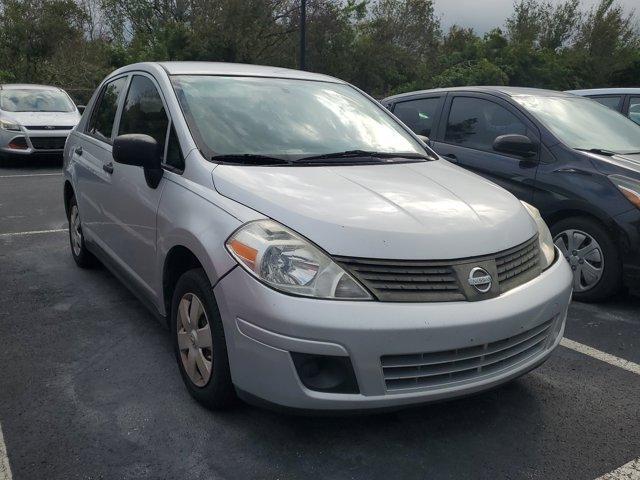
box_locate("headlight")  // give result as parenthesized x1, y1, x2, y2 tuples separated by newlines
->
(0, 119, 21, 131)
(609, 174, 640, 209)
(521, 201, 555, 270)
(225, 220, 372, 300)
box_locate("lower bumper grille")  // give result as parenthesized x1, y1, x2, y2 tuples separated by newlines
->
(30, 136, 66, 150)
(381, 319, 554, 391)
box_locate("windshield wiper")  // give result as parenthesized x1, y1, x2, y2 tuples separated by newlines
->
(296, 150, 432, 164)
(575, 148, 618, 156)
(211, 154, 292, 165)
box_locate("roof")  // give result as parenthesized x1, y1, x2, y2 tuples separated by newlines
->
(114, 61, 343, 84)
(383, 86, 575, 103)
(0, 83, 62, 91)
(567, 88, 640, 95)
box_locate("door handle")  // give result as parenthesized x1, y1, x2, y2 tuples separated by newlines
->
(74, 146, 83, 156)
(103, 162, 114, 174)
(443, 153, 457, 162)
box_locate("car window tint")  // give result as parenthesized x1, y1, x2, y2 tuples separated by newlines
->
(88, 77, 126, 143)
(165, 125, 184, 171)
(445, 97, 527, 152)
(628, 97, 640, 125)
(393, 98, 439, 137)
(118, 75, 169, 146)
(589, 96, 621, 110)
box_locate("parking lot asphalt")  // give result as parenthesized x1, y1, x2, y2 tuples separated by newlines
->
(0, 160, 638, 480)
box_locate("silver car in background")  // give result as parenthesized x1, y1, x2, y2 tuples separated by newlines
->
(0, 84, 81, 159)
(63, 62, 573, 412)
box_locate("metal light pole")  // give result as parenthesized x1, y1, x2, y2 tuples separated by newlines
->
(300, 0, 307, 70)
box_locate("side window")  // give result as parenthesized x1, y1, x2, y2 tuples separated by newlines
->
(118, 75, 169, 146)
(444, 97, 527, 152)
(393, 98, 440, 137)
(628, 97, 640, 125)
(589, 95, 622, 111)
(164, 125, 184, 171)
(87, 77, 126, 143)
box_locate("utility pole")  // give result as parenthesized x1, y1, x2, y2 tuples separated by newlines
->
(300, 0, 307, 70)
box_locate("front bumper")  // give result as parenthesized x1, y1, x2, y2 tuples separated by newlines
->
(0, 128, 70, 155)
(613, 207, 640, 291)
(214, 252, 573, 411)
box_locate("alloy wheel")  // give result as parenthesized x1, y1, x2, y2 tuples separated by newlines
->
(177, 293, 213, 387)
(70, 205, 82, 257)
(553, 229, 604, 292)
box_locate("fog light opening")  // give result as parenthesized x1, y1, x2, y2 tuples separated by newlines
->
(291, 352, 359, 394)
(8, 137, 28, 150)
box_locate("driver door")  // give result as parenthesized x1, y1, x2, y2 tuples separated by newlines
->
(99, 73, 172, 297)
(431, 93, 541, 203)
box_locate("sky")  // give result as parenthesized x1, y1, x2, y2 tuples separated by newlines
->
(435, 0, 638, 34)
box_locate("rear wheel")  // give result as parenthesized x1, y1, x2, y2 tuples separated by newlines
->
(68, 195, 98, 268)
(551, 216, 621, 302)
(171, 268, 235, 409)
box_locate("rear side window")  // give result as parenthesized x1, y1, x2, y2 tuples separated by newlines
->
(444, 97, 527, 152)
(589, 96, 622, 111)
(393, 98, 439, 137)
(87, 77, 127, 143)
(628, 97, 640, 125)
(118, 75, 169, 146)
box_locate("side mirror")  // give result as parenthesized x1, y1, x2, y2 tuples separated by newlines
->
(77, 105, 86, 114)
(493, 134, 537, 158)
(417, 134, 430, 144)
(112, 134, 163, 188)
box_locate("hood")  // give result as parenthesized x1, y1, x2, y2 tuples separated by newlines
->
(212, 160, 537, 260)
(2, 110, 80, 127)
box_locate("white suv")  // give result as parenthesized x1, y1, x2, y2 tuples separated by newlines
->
(0, 84, 81, 159)
(63, 62, 573, 412)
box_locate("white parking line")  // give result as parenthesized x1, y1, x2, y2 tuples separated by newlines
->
(0, 422, 12, 480)
(560, 338, 640, 376)
(0, 228, 67, 238)
(596, 458, 640, 479)
(0, 173, 61, 178)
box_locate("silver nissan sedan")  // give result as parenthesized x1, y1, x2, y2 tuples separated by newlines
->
(62, 62, 573, 411)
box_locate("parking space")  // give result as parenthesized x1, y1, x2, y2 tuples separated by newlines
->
(0, 161, 638, 480)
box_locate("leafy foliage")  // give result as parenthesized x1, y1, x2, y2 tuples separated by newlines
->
(0, 0, 638, 101)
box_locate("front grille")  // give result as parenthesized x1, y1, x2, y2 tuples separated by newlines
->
(381, 319, 554, 392)
(335, 235, 541, 302)
(25, 125, 72, 130)
(334, 258, 465, 302)
(30, 136, 67, 150)
(496, 236, 540, 292)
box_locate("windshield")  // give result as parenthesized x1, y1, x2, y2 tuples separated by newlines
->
(513, 95, 640, 154)
(0, 88, 75, 113)
(171, 75, 425, 161)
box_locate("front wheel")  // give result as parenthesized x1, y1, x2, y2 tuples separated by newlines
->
(171, 268, 235, 409)
(551, 216, 621, 302)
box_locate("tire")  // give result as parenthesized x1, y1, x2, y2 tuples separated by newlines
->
(67, 195, 99, 268)
(550, 216, 621, 302)
(171, 268, 235, 409)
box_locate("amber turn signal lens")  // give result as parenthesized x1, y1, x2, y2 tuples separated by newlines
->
(228, 239, 258, 269)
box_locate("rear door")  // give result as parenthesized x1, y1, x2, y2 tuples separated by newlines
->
(389, 95, 445, 141)
(72, 76, 128, 241)
(430, 93, 541, 203)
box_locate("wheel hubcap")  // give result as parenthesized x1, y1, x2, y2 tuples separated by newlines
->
(553, 229, 604, 292)
(177, 293, 213, 387)
(70, 205, 82, 257)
